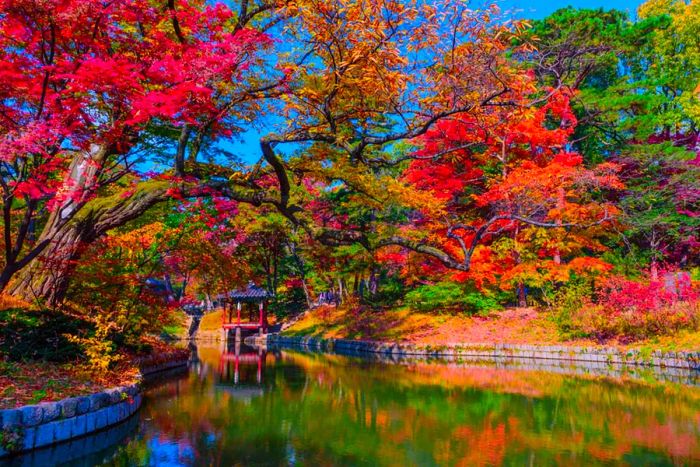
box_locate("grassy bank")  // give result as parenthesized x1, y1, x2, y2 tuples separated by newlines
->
(199, 310, 224, 332)
(283, 305, 700, 352)
(0, 304, 186, 409)
(0, 360, 139, 410)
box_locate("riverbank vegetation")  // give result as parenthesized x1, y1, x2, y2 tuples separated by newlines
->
(283, 305, 700, 351)
(1, 0, 700, 404)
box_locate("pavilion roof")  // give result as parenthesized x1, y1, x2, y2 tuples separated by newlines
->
(222, 282, 272, 301)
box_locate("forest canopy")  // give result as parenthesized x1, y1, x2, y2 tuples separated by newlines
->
(0, 0, 699, 354)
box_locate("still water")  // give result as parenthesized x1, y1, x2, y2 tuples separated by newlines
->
(14, 343, 700, 466)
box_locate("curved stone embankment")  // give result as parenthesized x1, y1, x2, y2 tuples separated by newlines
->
(253, 334, 700, 385)
(0, 355, 189, 458)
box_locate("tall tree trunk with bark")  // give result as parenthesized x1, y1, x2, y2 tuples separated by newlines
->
(517, 283, 528, 308)
(0, 145, 108, 296)
(8, 181, 172, 305)
(368, 266, 378, 296)
(287, 241, 313, 309)
(7, 220, 90, 305)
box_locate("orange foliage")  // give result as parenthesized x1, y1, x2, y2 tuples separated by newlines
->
(0, 293, 32, 311)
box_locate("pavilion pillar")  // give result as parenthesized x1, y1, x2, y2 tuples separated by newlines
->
(236, 301, 241, 325)
(234, 340, 240, 384)
(259, 301, 264, 335)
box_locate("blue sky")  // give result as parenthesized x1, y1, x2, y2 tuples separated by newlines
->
(228, 0, 646, 165)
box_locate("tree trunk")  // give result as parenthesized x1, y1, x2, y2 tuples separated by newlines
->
(272, 254, 279, 294)
(287, 240, 312, 308)
(517, 282, 528, 308)
(300, 278, 312, 309)
(8, 181, 172, 305)
(650, 232, 660, 281)
(163, 273, 176, 301)
(7, 220, 90, 305)
(651, 258, 659, 282)
(369, 267, 378, 295)
(553, 186, 565, 265)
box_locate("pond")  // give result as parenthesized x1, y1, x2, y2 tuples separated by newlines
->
(9, 343, 700, 466)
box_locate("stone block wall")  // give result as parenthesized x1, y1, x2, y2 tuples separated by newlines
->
(0, 353, 189, 458)
(0, 385, 140, 457)
(264, 335, 700, 370)
(261, 335, 700, 385)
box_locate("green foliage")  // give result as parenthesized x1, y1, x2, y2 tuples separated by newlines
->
(363, 274, 405, 307)
(0, 308, 85, 362)
(550, 279, 596, 338)
(692, 268, 700, 282)
(0, 427, 23, 452)
(270, 283, 308, 319)
(463, 292, 505, 316)
(517, 8, 636, 160)
(405, 282, 502, 315)
(601, 249, 648, 279)
(29, 389, 47, 404)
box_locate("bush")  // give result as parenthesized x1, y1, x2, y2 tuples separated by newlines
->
(270, 279, 308, 318)
(0, 308, 87, 362)
(560, 276, 700, 339)
(404, 282, 503, 315)
(551, 278, 595, 338)
(362, 274, 405, 307)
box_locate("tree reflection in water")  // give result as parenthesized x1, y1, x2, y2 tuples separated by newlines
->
(100, 345, 700, 466)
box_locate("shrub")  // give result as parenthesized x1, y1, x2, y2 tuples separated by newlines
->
(0, 308, 86, 362)
(404, 282, 503, 315)
(550, 278, 595, 338)
(66, 327, 120, 373)
(270, 278, 308, 318)
(66, 239, 178, 359)
(562, 275, 700, 339)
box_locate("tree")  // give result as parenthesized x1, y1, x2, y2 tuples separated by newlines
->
(612, 0, 700, 276)
(523, 2, 700, 277)
(0, 0, 280, 303)
(250, 0, 536, 264)
(396, 87, 621, 304)
(3, 0, 539, 304)
(514, 7, 637, 160)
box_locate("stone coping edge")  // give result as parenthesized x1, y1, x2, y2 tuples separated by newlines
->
(0, 354, 189, 458)
(258, 334, 700, 371)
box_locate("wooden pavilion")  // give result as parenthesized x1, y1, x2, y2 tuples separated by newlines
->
(220, 282, 271, 340)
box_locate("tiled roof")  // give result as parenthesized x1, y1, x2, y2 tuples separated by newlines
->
(225, 282, 272, 300)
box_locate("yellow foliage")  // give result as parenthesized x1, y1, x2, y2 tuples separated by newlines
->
(66, 328, 122, 373)
(0, 293, 32, 311)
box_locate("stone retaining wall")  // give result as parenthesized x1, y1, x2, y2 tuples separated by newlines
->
(140, 357, 191, 377)
(0, 355, 189, 458)
(252, 335, 700, 387)
(260, 334, 700, 370)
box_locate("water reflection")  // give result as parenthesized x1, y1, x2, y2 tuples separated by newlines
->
(93, 345, 700, 466)
(218, 342, 266, 387)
